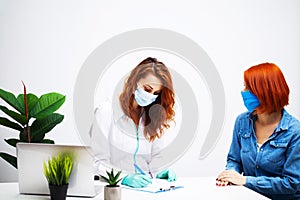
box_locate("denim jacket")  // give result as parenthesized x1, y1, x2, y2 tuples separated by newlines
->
(226, 109, 300, 200)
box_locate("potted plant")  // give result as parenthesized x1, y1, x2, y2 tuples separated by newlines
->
(100, 168, 123, 200)
(0, 82, 66, 168)
(43, 152, 74, 200)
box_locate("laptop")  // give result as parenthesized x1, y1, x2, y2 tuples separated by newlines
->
(16, 143, 103, 197)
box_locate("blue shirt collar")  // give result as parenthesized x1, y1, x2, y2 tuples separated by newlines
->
(246, 109, 291, 133)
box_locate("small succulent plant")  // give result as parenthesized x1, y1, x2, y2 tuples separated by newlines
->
(100, 168, 122, 187)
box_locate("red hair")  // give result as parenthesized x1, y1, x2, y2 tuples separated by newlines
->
(244, 63, 289, 114)
(119, 57, 175, 141)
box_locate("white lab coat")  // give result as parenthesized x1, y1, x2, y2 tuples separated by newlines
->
(89, 99, 177, 176)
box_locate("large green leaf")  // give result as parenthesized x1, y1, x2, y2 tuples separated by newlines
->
(0, 88, 24, 114)
(17, 93, 38, 118)
(0, 117, 23, 131)
(30, 113, 64, 142)
(30, 93, 66, 118)
(0, 152, 17, 169)
(4, 138, 20, 147)
(30, 132, 46, 142)
(0, 105, 28, 125)
(41, 139, 55, 144)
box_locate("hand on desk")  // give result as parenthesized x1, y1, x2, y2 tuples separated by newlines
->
(156, 169, 177, 182)
(216, 169, 246, 186)
(121, 174, 152, 188)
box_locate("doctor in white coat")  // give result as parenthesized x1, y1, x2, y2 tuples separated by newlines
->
(90, 57, 177, 188)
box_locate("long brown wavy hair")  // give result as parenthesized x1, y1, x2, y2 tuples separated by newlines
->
(119, 57, 175, 142)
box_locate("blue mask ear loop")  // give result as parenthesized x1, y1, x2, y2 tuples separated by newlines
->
(133, 124, 139, 174)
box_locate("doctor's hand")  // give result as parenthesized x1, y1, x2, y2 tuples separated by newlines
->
(121, 174, 152, 188)
(156, 169, 177, 182)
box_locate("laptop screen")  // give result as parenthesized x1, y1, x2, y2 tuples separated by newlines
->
(16, 143, 102, 197)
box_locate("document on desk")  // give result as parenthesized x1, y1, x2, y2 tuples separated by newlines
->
(122, 178, 184, 193)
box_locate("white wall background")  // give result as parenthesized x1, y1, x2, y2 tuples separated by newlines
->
(0, 0, 299, 182)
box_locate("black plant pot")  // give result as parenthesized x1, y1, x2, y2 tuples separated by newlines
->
(49, 184, 69, 200)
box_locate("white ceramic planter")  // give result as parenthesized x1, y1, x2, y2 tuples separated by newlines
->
(104, 185, 122, 200)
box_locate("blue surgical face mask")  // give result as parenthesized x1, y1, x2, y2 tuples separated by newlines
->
(241, 90, 260, 112)
(134, 86, 158, 107)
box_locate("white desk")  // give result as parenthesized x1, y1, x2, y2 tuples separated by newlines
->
(1, 177, 270, 200)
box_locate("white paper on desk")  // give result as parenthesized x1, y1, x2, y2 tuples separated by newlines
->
(122, 179, 183, 193)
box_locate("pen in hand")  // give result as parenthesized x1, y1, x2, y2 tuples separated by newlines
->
(148, 171, 153, 179)
(134, 163, 146, 175)
(134, 163, 153, 179)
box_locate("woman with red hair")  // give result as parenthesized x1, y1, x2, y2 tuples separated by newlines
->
(216, 63, 300, 199)
(90, 57, 177, 188)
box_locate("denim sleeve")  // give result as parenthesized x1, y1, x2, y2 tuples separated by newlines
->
(225, 115, 243, 173)
(245, 133, 300, 195)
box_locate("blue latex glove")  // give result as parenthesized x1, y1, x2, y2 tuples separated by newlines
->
(156, 169, 177, 182)
(121, 174, 152, 188)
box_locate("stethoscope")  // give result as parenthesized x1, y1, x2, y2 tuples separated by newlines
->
(132, 124, 140, 173)
(131, 111, 153, 178)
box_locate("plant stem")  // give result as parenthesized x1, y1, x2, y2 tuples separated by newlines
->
(22, 81, 30, 143)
